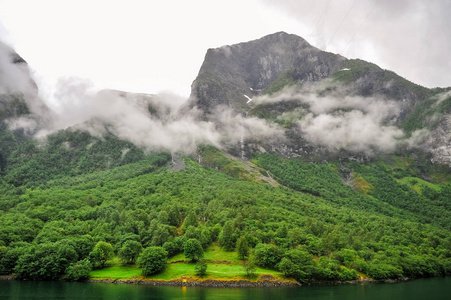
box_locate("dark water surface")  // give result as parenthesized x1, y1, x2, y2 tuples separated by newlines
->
(1, 277, 450, 300)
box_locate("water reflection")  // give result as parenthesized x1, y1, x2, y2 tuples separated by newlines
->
(0, 277, 450, 300)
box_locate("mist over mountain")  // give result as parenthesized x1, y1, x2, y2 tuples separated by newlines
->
(1, 32, 450, 165)
(187, 32, 451, 164)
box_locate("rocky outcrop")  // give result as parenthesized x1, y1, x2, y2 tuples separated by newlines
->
(428, 114, 451, 166)
(0, 41, 51, 125)
(187, 32, 344, 116)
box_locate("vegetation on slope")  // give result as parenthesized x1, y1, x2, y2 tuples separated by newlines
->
(0, 138, 450, 283)
(402, 93, 451, 133)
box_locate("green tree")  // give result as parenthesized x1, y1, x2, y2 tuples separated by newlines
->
(199, 227, 212, 249)
(15, 242, 77, 280)
(219, 220, 235, 251)
(278, 249, 316, 283)
(167, 204, 181, 227)
(138, 246, 168, 275)
(158, 210, 169, 225)
(183, 210, 198, 232)
(278, 257, 296, 278)
(243, 256, 256, 278)
(163, 241, 179, 257)
(89, 241, 113, 268)
(254, 243, 282, 269)
(275, 222, 288, 238)
(65, 258, 92, 281)
(0, 246, 28, 275)
(236, 236, 249, 259)
(194, 259, 207, 277)
(184, 226, 199, 240)
(184, 238, 204, 262)
(151, 226, 169, 246)
(118, 240, 142, 264)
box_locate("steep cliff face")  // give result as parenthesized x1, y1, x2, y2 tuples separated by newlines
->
(0, 41, 50, 123)
(429, 115, 451, 164)
(424, 94, 451, 165)
(188, 32, 345, 115)
(187, 32, 450, 165)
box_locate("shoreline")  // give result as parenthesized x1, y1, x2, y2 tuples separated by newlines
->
(87, 274, 300, 288)
(0, 274, 412, 288)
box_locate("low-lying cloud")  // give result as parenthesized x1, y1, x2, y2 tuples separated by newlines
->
(254, 85, 406, 153)
(20, 76, 283, 155)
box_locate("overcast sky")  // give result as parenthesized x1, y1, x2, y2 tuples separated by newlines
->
(0, 0, 449, 99)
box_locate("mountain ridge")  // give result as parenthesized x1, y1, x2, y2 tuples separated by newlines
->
(186, 32, 450, 165)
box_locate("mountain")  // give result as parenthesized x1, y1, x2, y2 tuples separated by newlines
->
(0, 34, 450, 284)
(188, 32, 344, 115)
(188, 32, 451, 165)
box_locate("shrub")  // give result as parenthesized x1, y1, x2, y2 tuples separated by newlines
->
(194, 259, 207, 277)
(243, 256, 257, 278)
(65, 258, 92, 281)
(254, 243, 282, 269)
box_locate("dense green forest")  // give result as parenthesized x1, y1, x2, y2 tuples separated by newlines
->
(1, 128, 450, 283)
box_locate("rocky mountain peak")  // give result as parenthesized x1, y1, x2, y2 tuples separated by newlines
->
(188, 32, 344, 116)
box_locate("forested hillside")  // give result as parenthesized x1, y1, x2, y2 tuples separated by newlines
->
(1, 137, 450, 282)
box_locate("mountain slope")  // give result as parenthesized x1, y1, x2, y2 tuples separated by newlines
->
(187, 32, 451, 165)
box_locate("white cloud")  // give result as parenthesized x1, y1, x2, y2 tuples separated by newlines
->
(0, 0, 303, 98)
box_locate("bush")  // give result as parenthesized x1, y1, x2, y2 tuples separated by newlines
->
(367, 263, 403, 280)
(138, 246, 168, 276)
(277, 249, 316, 283)
(338, 267, 358, 281)
(254, 243, 282, 269)
(194, 259, 207, 277)
(243, 256, 257, 278)
(65, 258, 92, 281)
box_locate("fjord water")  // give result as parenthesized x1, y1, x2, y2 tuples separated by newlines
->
(1, 277, 450, 300)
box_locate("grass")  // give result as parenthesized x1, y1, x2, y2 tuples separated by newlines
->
(90, 262, 283, 282)
(168, 245, 243, 264)
(151, 263, 281, 281)
(203, 245, 241, 263)
(90, 245, 284, 282)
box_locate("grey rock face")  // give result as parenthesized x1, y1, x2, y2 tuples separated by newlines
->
(187, 32, 451, 165)
(188, 32, 344, 116)
(428, 115, 451, 166)
(0, 41, 50, 123)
